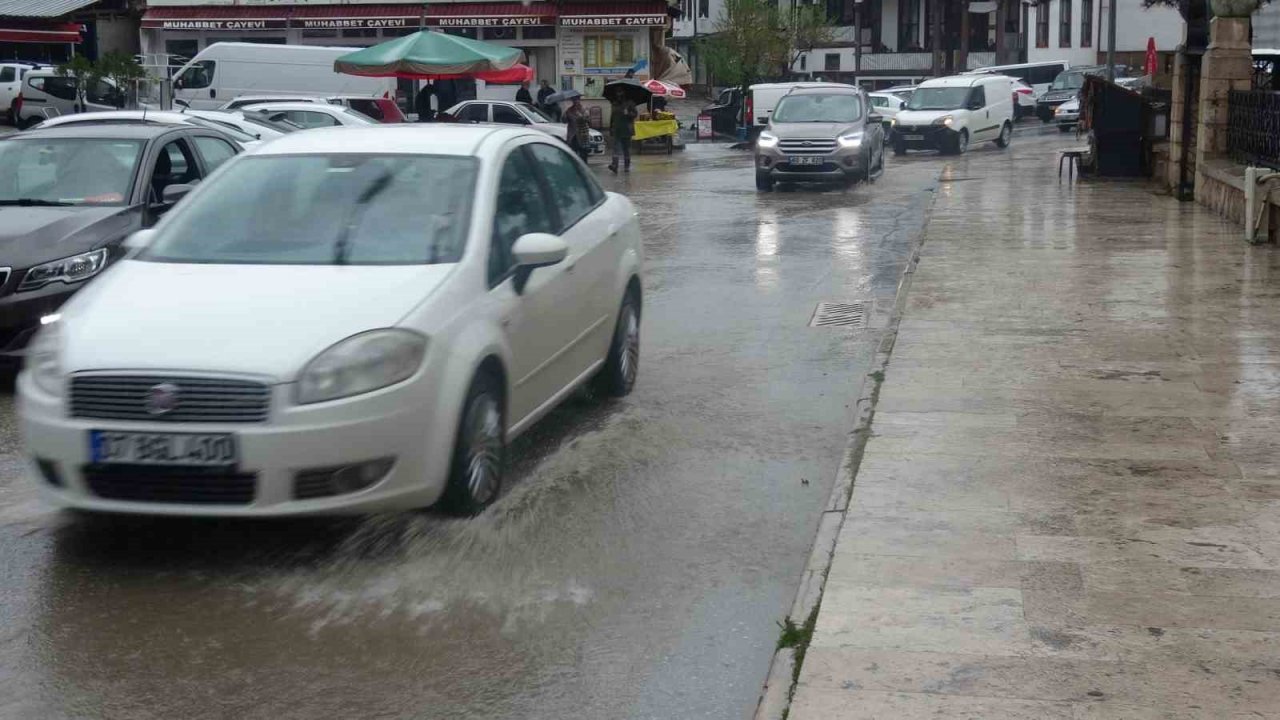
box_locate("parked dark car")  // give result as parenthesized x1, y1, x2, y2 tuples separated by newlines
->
(1036, 65, 1132, 121)
(702, 87, 743, 135)
(0, 124, 241, 357)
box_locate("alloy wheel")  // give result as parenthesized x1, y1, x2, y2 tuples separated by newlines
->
(619, 305, 639, 388)
(464, 393, 502, 505)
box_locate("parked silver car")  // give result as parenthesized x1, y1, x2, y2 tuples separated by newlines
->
(753, 86, 885, 191)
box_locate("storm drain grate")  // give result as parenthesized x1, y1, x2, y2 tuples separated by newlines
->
(810, 302, 869, 328)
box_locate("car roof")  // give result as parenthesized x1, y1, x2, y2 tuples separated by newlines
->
(250, 124, 532, 157)
(919, 75, 1004, 88)
(784, 85, 861, 96)
(46, 110, 193, 124)
(241, 102, 344, 111)
(7, 123, 180, 140)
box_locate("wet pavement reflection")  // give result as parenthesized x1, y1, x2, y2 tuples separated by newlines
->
(0, 139, 947, 720)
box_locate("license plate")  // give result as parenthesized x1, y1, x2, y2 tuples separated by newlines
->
(90, 430, 238, 467)
(903, 134, 924, 141)
(789, 156, 823, 166)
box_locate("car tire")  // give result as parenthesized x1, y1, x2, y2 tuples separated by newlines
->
(440, 371, 505, 516)
(995, 122, 1012, 148)
(892, 139, 906, 156)
(947, 130, 968, 155)
(594, 290, 641, 397)
(1058, 124, 1074, 133)
(755, 175, 774, 191)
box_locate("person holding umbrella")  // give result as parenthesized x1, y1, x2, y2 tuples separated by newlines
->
(607, 86, 637, 173)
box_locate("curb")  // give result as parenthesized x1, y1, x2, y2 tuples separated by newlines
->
(750, 183, 937, 720)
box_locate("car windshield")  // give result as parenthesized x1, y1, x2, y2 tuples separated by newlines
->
(142, 153, 476, 266)
(906, 87, 971, 111)
(185, 116, 256, 142)
(0, 137, 142, 206)
(341, 108, 379, 124)
(1050, 72, 1086, 91)
(519, 102, 555, 122)
(772, 94, 862, 123)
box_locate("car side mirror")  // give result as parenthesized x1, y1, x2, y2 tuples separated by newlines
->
(174, 98, 190, 108)
(162, 183, 194, 206)
(123, 228, 156, 251)
(968, 101, 984, 111)
(511, 232, 568, 294)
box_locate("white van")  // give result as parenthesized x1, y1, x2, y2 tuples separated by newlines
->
(14, 69, 121, 128)
(172, 43, 395, 110)
(891, 74, 1015, 155)
(963, 60, 1069, 98)
(747, 81, 853, 127)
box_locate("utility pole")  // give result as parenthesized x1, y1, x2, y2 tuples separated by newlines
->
(854, 0, 862, 77)
(1106, 0, 1117, 81)
(958, 0, 971, 72)
(930, 0, 943, 76)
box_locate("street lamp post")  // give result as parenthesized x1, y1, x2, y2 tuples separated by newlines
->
(1105, 0, 1118, 81)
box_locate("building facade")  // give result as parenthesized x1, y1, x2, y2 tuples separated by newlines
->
(1, 0, 138, 64)
(1024, 0, 1184, 79)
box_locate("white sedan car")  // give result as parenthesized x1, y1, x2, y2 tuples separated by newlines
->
(18, 125, 644, 517)
(446, 100, 606, 154)
(239, 102, 379, 129)
(29, 110, 263, 148)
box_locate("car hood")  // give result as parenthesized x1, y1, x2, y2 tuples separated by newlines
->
(894, 109, 961, 126)
(0, 205, 138, 270)
(767, 121, 861, 138)
(57, 260, 455, 380)
(533, 122, 570, 137)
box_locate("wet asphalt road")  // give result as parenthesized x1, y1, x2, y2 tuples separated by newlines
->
(0, 131, 1018, 719)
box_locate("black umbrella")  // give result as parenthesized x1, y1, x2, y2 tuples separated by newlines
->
(603, 79, 652, 104)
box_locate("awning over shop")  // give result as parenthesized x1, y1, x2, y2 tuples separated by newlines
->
(0, 21, 82, 42)
(426, 3, 556, 27)
(0, 0, 97, 18)
(558, 1, 673, 27)
(140, 6, 289, 31)
(292, 4, 422, 30)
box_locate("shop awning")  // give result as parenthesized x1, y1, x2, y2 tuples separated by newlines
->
(140, 6, 289, 31)
(559, 2, 673, 27)
(0, 21, 82, 42)
(0, 0, 98, 18)
(293, 4, 422, 30)
(426, 3, 556, 27)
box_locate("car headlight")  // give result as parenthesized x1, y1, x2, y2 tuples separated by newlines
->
(837, 131, 865, 148)
(757, 131, 779, 148)
(26, 319, 63, 397)
(889, 117, 897, 126)
(933, 115, 954, 127)
(19, 248, 108, 292)
(296, 328, 426, 405)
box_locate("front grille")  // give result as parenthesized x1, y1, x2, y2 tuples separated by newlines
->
(83, 464, 257, 505)
(778, 139, 838, 155)
(70, 375, 272, 423)
(0, 268, 10, 294)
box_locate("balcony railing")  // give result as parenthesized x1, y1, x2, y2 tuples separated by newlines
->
(1227, 89, 1280, 170)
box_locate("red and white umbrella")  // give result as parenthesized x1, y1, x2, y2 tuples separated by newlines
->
(642, 79, 686, 99)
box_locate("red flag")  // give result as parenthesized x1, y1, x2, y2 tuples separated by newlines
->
(1145, 37, 1158, 77)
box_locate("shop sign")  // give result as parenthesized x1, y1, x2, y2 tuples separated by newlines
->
(148, 19, 288, 29)
(430, 15, 554, 27)
(299, 17, 415, 29)
(560, 15, 667, 27)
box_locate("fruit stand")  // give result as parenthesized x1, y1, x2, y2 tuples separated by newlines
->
(634, 110, 679, 154)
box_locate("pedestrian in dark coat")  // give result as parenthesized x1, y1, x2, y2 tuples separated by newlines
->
(536, 79, 554, 108)
(415, 84, 435, 122)
(607, 89, 636, 173)
(564, 98, 591, 163)
(515, 81, 533, 104)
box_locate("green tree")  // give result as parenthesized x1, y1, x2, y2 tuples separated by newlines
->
(55, 54, 99, 113)
(783, 4, 835, 78)
(96, 52, 148, 108)
(698, 0, 789, 99)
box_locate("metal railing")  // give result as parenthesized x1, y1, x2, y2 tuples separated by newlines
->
(1228, 89, 1280, 170)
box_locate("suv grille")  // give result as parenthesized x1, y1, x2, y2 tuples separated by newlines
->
(778, 139, 838, 154)
(70, 375, 272, 423)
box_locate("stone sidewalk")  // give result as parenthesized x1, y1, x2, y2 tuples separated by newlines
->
(789, 137, 1280, 718)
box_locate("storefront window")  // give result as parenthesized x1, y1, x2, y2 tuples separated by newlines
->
(483, 27, 517, 41)
(442, 27, 477, 39)
(583, 36, 635, 68)
(302, 29, 339, 39)
(523, 26, 555, 40)
(342, 28, 379, 38)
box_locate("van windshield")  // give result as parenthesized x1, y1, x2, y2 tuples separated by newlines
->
(907, 87, 971, 111)
(772, 94, 862, 123)
(1050, 72, 1086, 91)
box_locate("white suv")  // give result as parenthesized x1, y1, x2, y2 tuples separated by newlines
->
(890, 74, 1015, 155)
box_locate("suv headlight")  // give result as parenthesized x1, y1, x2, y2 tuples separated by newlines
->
(838, 131, 865, 148)
(27, 318, 63, 397)
(19, 248, 108, 292)
(296, 329, 426, 405)
(932, 115, 954, 127)
(757, 131, 779, 148)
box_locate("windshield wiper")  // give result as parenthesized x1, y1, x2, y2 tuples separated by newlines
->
(0, 198, 75, 207)
(333, 171, 392, 265)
